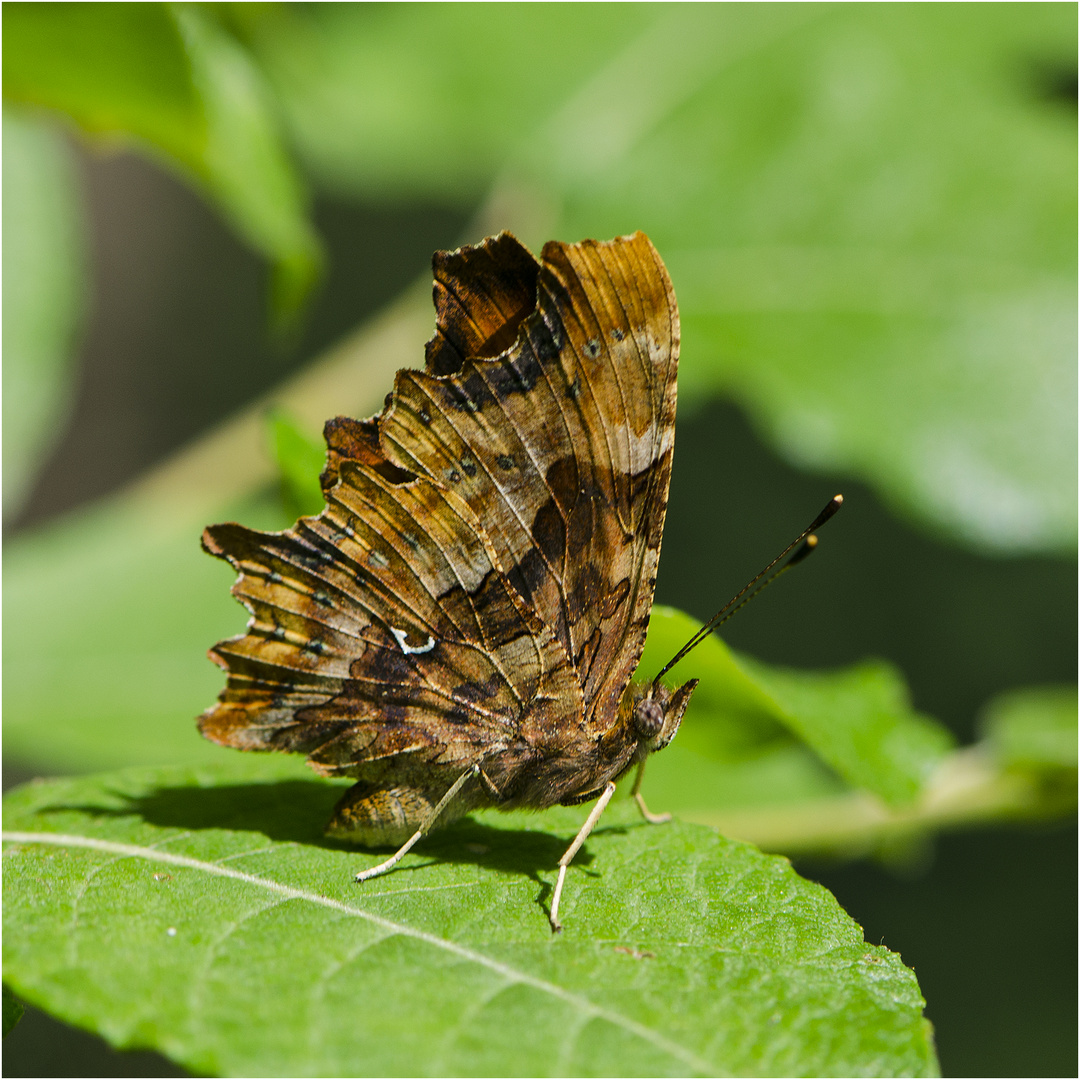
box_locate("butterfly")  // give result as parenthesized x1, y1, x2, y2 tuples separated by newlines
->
(202, 232, 701, 930)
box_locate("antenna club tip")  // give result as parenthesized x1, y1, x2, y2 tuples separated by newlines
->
(805, 534, 819, 549)
(833, 493, 844, 505)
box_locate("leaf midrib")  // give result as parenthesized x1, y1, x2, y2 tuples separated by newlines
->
(2, 829, 716, 1075)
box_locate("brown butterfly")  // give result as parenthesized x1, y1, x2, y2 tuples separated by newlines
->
(199, 231, 838, 931)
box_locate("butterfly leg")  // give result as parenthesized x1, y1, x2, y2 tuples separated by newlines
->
(549, 780, 617, 933)
(355, 763, 480, 883)
(476, 765, 505, 802)
(631, 759, 671, 825)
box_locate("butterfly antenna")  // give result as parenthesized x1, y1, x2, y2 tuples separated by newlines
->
(652, 494, 844, 687)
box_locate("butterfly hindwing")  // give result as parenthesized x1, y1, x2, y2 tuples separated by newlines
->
(200, 456, 579, 777)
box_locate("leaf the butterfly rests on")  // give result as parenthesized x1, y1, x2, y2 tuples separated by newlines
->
(200, 232, 697, 928)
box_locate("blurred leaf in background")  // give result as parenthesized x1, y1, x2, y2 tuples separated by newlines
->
(266, 408, 325, 519)
(637, 606, 955, 813)
(2, 2, 321, 325)
(247, 2, 1077, 553)
(3, 984, 25, 1038)
(2, 106, 87, 519)
(980, 683, 1079, 773)
(4, 0, 1074, 806)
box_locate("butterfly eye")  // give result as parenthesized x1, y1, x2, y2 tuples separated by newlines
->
(632, 697, 664, 739)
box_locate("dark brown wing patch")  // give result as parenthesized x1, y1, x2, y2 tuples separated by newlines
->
(425, 232, 540, 376)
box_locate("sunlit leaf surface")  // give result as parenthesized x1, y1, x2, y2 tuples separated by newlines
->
(3, 759, 938, 1077)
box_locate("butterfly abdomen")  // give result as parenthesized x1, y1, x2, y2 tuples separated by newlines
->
(327, 777, 489, 847)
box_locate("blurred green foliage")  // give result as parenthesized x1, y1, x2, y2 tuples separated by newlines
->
(4, 491, 277, 773)
(3, 985, 24, 1038)
(248, 2, 1077, 552)
(5, 4, 1077, 550)
(639, 607, 954, 809)
(2, 106, 85, 516)
(981, 684, 1079, 772)
(1, 5, 1075, 1072)
(266, 408, 325, 518)
(5, 3, 1076, 548)
(3, 2, 320, 323)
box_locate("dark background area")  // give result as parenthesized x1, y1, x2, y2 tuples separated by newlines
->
(3, 146, 1076, 1078)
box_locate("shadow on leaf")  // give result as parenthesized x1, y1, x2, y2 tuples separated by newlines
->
(44, 779, 346, 845)
(40, 778, 603, 880)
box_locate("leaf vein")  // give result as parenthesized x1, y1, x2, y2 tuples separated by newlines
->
(2, 830, 714, 1074)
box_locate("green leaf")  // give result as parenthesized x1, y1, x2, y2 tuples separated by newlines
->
(979, 684, 1078, 771)
(3, 4, 203, 158)
(2, 3, 321, 319)
(3, 759, 939, 1077)
(1, 106, 86, 517)
(3, 985, 25, 1038)
(251, 4, 1077, 553)
(266, 409, 326, 519)
(171, 6, 321, 323)
(246, 4, 659, 200)
(736, 657, 955, 808)
(547, 4, 1077, 555)
(640, 607, 954, 808)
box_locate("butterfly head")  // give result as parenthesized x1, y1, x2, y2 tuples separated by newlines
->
(628, 678, 699, 753)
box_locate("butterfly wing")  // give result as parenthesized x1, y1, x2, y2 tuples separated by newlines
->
(380, 232, 680, 730)
(200, 450, 579, 781)
(200, 231, 679, 835)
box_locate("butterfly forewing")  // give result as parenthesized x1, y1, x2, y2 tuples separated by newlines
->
(380, 233, 679, 727)
(202, 461, 577, 766)
(424, 232, 541, 375)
